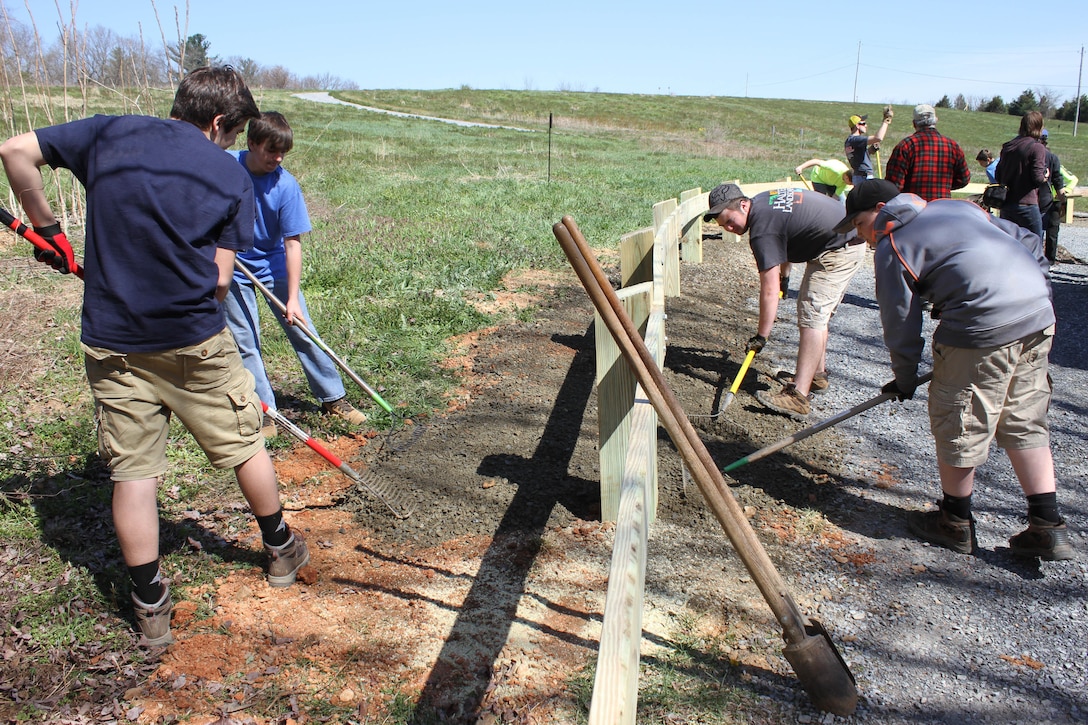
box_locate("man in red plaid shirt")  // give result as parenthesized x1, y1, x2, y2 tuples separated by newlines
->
(884, 104, 971, 201)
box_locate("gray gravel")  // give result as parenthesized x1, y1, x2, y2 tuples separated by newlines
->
(756, 222, 1088, 724)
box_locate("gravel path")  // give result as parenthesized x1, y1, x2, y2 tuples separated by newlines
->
(756, 221, 1088, 724)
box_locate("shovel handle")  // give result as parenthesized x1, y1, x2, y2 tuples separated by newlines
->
(554, 216, 810, 643)
(724, 371, 934, 472)
(0, 207, 85, 279)
(234, 260, 394, 414)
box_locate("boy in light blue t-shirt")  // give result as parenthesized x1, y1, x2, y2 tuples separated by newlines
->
(224, 111, 367, 433)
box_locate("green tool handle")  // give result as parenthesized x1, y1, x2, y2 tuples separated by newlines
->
(724, 371, 933, 472)
(233, 260, 394, 414)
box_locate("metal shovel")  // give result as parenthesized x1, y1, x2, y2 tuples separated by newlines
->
(553, 216, 857, 715)
(710, 348, 756, 417)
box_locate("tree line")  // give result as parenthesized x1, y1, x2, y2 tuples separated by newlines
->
(0, 14, 358, 92)
(935, 89, 1087, 122)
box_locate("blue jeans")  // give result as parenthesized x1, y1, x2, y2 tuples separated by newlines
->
(1000, 204, 1044, 242)
(223, 279, 346, 411)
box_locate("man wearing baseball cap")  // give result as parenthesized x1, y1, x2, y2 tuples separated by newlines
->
(883, 104, 971, 201)
(845, 107, 893, 185)
(704, 182, 865, 420)
(838, 179, 1072, 561)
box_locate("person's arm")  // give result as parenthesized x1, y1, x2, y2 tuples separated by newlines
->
(883, 143, 906, 188)
(756, 265, 781, 339)
(868, 115, 892, 146)
(0, 131, 56, 227)
(795, 159, 820, 176)
(1031, 144, 1049, 185)
(951, 146, 971, 190)
(214, 247, 237, 302)
(283, 235, 305, 327)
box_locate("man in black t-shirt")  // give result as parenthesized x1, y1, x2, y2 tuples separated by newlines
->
(704, 183, 866, 419)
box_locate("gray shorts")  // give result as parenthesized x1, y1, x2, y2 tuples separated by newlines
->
(928, 326, 1054, 468)
(83, 328, 264, 481)
(797, 243, 866, 329)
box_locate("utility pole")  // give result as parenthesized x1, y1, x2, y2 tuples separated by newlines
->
(853, 42, 861, 103)
(1075, 45, 1083, 137)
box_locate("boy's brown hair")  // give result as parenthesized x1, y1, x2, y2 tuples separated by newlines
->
(170, 66, 259, 133)
(247, 111, 293, 153)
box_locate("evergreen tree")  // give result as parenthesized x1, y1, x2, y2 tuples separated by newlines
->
(1007, 89, 1038, 117)
(982, 96, 1006, 114)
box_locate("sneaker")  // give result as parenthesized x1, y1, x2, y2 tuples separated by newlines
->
(322, 397, 367, 425)
(755, 383, 811, 420)
(261, 415, 278, 439)
(907, 505, 975, 555)
(775, 369, 830, 394)
(265, 531, 311, 587)
(132, 585, 173, 646)
(1009, 516, 1074, 561)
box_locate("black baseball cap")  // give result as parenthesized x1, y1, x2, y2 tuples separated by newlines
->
(703, 183, 747, 222)
(833, 179, 900, 233)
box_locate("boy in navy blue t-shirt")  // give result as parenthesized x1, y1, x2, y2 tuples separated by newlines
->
(0, 67, 310, 646)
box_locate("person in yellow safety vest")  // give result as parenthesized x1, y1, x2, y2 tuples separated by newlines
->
(795, 158, 854, 200)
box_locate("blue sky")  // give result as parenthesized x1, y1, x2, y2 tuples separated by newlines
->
(15, 0, 1087, 106)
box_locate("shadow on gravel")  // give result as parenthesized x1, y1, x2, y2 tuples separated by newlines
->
(1050, 266, 1088, 371)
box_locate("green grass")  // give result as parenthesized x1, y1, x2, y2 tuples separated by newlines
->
(2, 86, 1087, 721)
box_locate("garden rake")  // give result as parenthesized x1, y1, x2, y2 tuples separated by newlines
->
(262, 402, 413, 519)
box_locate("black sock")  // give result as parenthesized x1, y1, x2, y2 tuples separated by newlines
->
(1026, 492, 1061, 524)
(256, 509, 290, 547)
(941, 493, 972, 520)
(128, 560, 165, 604)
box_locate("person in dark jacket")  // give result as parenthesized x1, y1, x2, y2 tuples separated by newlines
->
(996, 111, 1049, 240)
(1037, 129, 1066, 264)
(835, 179, 1072, 561)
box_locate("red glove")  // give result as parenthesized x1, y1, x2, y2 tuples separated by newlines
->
(32, 223, 76, 274)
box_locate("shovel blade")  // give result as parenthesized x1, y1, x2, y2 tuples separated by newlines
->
(782, 618, 858, 716)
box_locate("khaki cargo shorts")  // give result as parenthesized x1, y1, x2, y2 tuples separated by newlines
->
(83, 327, 264, 482)
(797, 242, 866, 329)
(928, 326, 1054, 468)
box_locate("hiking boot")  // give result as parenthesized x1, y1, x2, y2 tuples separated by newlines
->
(776, 369, 830, 394)
(1009, 516, 1074, 561)
(322, 397, 367, 425)
(755, 383, 811, 420)
(132, 585, 173, 646)
(907, 505, 975, 555)
(265, 531, 311, 587)
(261, 414, 278, 439)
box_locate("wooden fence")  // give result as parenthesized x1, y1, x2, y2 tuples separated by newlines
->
(583, 174, 1085, 722)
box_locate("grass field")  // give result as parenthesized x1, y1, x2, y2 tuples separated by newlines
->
(1, 86, 1086, 721)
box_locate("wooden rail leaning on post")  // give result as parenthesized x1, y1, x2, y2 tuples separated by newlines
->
(553, 216, 857, 716)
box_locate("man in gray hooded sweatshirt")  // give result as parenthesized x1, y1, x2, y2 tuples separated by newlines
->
(835, 179, 1072, 561)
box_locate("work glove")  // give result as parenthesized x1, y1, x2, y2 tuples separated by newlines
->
(745, 334, 767, 354)
(31, 223, 76, 274)
(881, 379, 915, 401)
(882, 105, 894, 122)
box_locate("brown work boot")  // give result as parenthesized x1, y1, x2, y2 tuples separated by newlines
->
(1009, 516, 1074, 561)
(261, 414, 278, 439)
(322, 396, 367, 425)
(755, 383, 811, 420)
(776, 369, 830, 394)
(265, 531, 311, 587)
(131, 585, 173, 646)
(907, 505, 975, 555)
